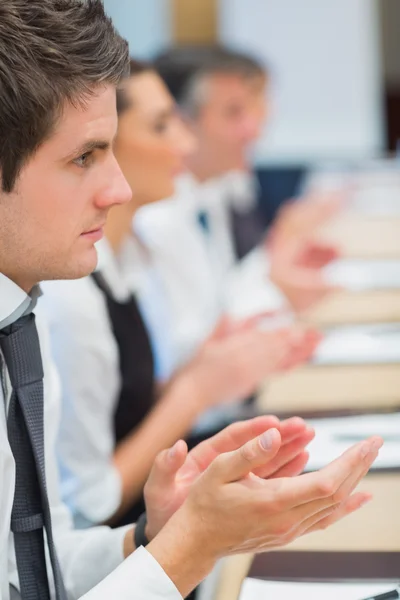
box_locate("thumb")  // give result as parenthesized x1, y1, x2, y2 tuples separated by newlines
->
(211, 428, 282, 483)
(146, 440, 188, 492)
(207, 316, 233, 341)
(228, 311, 277, 334)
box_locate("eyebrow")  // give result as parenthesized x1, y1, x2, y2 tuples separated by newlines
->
(64, 139, 113, 162)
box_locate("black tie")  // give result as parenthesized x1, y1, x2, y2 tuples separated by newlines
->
(229, 204, 266, 260)
(0, 313, 67, 600)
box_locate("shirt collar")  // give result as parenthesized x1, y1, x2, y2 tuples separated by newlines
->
(0, 272, 42, 329)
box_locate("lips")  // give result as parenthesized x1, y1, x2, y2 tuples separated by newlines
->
(80, 223, 105, 243)
(81, 222, 106, 236)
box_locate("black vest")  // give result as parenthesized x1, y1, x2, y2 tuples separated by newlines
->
(91, 272, 156, 526)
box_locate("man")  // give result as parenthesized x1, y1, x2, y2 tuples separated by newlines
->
(133, 45, 341, 373)
(0, 2, 381, 599)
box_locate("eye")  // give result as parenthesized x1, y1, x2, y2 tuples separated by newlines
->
(153, 120, 168, 134)
(73, 151, 93, 168)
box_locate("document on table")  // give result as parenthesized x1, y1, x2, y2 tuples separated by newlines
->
(312, 323, 400, 365)
(350, 185, 400, 216)
(323, 259, 400, 291)
(239, 578, 398, 600)
(305, 413, 400, 472)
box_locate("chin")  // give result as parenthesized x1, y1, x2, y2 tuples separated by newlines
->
(54, 247, 99, 281)
(75, 249, 99, 279)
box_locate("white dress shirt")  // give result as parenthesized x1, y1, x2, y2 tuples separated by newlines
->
(0, 271, 181, 600)
(40, 239, 149, 527)
(134, 171, 287, 372)
(118, 235, 175, 382)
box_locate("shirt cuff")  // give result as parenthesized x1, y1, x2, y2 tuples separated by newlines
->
(80, 546, 182, 600)
(225, 247, 289, 318)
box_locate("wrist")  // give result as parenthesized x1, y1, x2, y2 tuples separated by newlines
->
(146, 507, 218, 598)
(145, 520, 156, 543)
(123, 527, 135, 558)
(171, 369, 208, 416)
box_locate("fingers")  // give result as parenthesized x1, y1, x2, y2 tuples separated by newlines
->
(253, 429, 314, 479)
(233, 491, 371, 555)
(270, 451, 310, 478)
(208, 316, 233, 341)
(273, 436, 382, 510)
(252, 438, 379, 545)
(181, 416, 281, 477)
(314, 436, 382, 506)
(299, 241, 339, 268)
(209, 428, 282, 483)
(275, 192, 344, 237)
(275, 328, 322, 370)
(304, 492, 372, 535)
(279, 417, 309, 444)
(145, 440, 188, 493)
(249, 327, 318, 374)
(266, 438, 380, 537)
(228, 312, 278, 334)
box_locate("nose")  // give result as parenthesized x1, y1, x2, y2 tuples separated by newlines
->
(94, 155, 132, 209)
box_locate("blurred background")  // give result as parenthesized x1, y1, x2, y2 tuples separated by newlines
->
(103, 0, 400, 223)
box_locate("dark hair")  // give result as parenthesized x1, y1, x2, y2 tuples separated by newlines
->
(153, 45, 267, 116)
(0, 0, 129, 193)
(116, 58, 153, 116)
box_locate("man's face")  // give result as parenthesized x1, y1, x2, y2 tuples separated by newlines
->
(191, 72, 268, 174)
(0, 85, 131, 291)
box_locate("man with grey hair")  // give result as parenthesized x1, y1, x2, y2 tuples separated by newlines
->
(133, 45, 340, 383)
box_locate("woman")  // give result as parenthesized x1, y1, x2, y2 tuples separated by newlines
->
(42, 60, 318, 528)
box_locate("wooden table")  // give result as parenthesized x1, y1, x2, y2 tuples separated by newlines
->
(214, 473, 400, 600)
(303, 290, 400, 326)
(212, 191, 400, 600)
(258, 363, 400, 415)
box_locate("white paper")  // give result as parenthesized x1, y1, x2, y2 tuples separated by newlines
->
(324, 259, 400, 291)
(303, 160, 400, 215)
(312, 323, 400, 365)
(240, 578, 398, 600)
(350, 185, 400, 216)
(305, 413, 400, 471)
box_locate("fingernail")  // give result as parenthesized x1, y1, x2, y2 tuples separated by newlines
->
(169, 442, 178, 460)
(360, 442, 371, 458)
(361, 438, 382, 457)
(371, 438, 383, 452)
(360, 496, 372, 508)
(260, 430, 274, 450)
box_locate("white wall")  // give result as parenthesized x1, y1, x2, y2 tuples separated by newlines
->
(219, 0, 384, 165)
(103, 0, 172, 59)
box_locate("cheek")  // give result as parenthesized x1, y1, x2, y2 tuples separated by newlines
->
(146, 150, 178, 200)
(207, 116, 243, 145)
(137, 145, 176, 179)
(31, 174, 87, 243)
(149, 150, 178, 196)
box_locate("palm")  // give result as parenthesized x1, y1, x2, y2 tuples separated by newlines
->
(145, 416, 314, 538)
